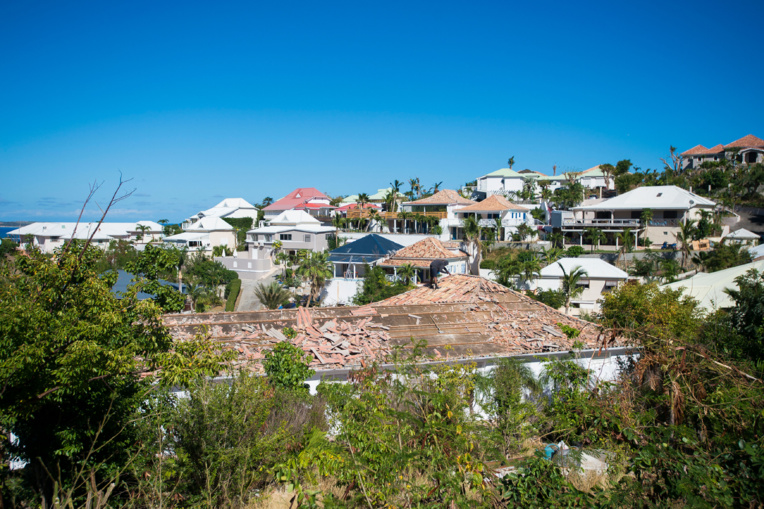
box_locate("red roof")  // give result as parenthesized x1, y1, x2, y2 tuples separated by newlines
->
(681, 145, 709, 156)
(725, 134, 764, 149)
(264, 188, 331, 211)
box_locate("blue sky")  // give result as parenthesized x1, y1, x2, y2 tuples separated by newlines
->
(1, 0, 762, 222)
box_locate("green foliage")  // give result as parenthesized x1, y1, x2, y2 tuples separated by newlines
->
(224, 278, 241, 311)
(693, 241, 752, 272)
(263, 342, 315, 391)
(499, 456, 600, 507)
(254, 281, 292, 309)
(565, 245, 584, 257)
(353, 264, 411, 305)
(557, 323, 581, 339)
(169, 372, 326, 506)
(282, 326, 297, 339)
(0, 238, 18, 259)
(222, 217, 254, 248)
(296, 250, 333, 306)
(307, 352, 489, 507)
(600, 282, 701, 342)
(0, 241, 226, 501)
(125, 244, 185, 312)
(531, 288, 566, 309)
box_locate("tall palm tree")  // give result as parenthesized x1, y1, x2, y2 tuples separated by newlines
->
(397, 263, 416, 285)
(494, 217, 503, 242)
(616, 228, 635, 266)
(462, 215, 482, 275)
(518, 254, 541, 289)
(366, 209, 382, 232)
(601, 164, 615, 192)
(136, 224, 151, 242)
(584, 227, 605, 253)
(675, 219, 697, 270)
(254, 281, 292, 310)
(357, 193, 370, 210)
(296, 251, 333, 307)
(508, 156, 515, 170)
(432, 181, 443, 193)
(408, 178, 421, 199)
(560, 264, 588, 315)
(175, 248, 188, 294)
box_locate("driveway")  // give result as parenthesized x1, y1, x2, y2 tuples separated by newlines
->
(236, 269, 280, 312)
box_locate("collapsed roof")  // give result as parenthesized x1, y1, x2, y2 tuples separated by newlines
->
(164, 275, 623, 373)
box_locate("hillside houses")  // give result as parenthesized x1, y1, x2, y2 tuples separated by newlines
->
(263, 187, 335, 222)
(181, 198, 258, 230)
(681, 134, 764, 170)
(8, 221, 163, 254)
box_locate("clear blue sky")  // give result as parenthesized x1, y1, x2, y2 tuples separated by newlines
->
(1, 0, 762, 222)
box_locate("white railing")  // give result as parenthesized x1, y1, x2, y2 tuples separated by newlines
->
(562, 218, 640, 228)
(448, 218, 530, 228)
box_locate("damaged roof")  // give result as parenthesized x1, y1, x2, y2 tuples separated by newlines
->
(163, 275, 623, 374)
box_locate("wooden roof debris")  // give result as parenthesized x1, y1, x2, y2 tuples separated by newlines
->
(163, 275, 623, 373)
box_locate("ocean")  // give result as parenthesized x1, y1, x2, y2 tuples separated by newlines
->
(0, 227, 14, 239)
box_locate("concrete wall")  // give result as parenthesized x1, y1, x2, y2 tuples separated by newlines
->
(535, 277, 622, 315)
(209, 230, 237, 248)
(214, 256, 273, 280)
(321, 278, 364, 306)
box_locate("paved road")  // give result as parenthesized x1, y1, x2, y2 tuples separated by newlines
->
(236, 269, 280, 312)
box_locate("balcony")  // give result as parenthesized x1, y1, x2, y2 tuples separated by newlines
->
(346, 209, 447, 220)
(447, 218, 525, 228)
(562, 218, 641, 229)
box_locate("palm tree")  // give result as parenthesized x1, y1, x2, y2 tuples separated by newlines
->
(616, 228, 635, 266)
(516, 223, 532, 241)
(175, 248, 188, 294)
(560, 264, 588, 315)
(508, 156, 515, 170)
(254, 281, 292, 310)
(462, 215, 482, 275)
(584, 227, 605, 253)
(518, 254, 541, 289)
(432, 181, 443, 193)
(549, 231, 564, 249)
(540, 246, 563, 265)
(136, 224, 151, 242)
(675, 219, 697, 270)
(357, 193, 370, 211)
(296, 251, 333, 307)
(397, 263, 416, 285)
(366, 209, 382, 232)
(494, 217, 503, 242)
(601, 164, 615, 192)
(408, 178, 421, 199)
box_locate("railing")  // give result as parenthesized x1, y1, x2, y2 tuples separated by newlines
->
(647, 219, 679, 227)
(562, 218, 640, 228)
(347, 210, 447, 220)
(447, 218, 527, 228)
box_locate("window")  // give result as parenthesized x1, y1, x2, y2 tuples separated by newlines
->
(280, 234, 292, 241)
(664, 211, 678, 219)
(304, 234, 311, 242)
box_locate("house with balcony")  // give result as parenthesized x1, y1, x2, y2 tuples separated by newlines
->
(378, 237, 469, 284)
(535, 258, 628, 316)
(246, 210, 335, 267)
(164, 217, 236, 252)
(262, 187, 335, 223)
(9, 221, 163, 254)
(181, 198, 259, 229)
(574, 166, 615, 194)
(566, 185, 716, 247)
(449, 195, 533, 241)
(681, 134, 764, 171)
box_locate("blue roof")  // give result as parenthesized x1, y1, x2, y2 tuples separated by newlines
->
(329, 234, 403, 263)
(108, 269, 187, 300)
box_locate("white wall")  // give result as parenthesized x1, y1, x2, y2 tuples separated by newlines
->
(321, 278, 364, 306)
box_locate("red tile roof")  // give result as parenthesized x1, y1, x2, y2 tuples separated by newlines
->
(379, 237, 467, 267)
(457, 194, 529, 212)
(295, 203, 336, 210)
(404, 189, 475, 206)
(725, 134, 764, 149)
(681, 145, 709, 156)
(264, 188, 331, 211)
(334, 203, 380, 213)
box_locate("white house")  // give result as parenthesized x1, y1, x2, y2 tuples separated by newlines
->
(568, 185, 717, 247)
(664, 259, 764, 313)
(451, 195, 533, 241)
(476, 168, 527, 197)
(535, 258, 628, 316)
(246, 210, 335, 263)
(181, 198, 259, 229)
(722, 228, 759, 246)
(164, 217, 236, 252)
(8, 221, 163, 254)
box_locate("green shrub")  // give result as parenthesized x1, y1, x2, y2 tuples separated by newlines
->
(263, 342, 315, 391)
(224, 278, 241, 311)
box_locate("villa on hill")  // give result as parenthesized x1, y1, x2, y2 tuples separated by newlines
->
(681, 134, 764, 170)
(378, 237, 469, 284)
(8, 221, 163, 254)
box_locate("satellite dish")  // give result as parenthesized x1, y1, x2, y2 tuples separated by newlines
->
(689, 200, 695, 205)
